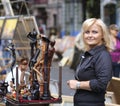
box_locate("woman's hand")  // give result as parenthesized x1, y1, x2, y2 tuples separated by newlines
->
(67, 80, 78, 90)
(67, 80, 91, 91)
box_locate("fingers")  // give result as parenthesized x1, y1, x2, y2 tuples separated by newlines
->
(67, 80, 70, 85)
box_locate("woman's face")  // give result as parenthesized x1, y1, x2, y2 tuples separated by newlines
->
(110, 29, 118, 37)
(83, 23, 103, 49)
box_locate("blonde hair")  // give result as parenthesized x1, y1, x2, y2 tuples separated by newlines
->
(79, 18, 113, 51)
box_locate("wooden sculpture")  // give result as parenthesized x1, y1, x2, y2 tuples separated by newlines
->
(33, 35, 55, 97)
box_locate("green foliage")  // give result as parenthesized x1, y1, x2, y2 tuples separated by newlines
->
(86, 0, 100, 18)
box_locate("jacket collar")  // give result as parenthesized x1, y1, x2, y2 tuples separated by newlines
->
(85, 45, 106, 56)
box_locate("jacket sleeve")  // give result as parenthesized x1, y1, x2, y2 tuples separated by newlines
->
(89, 51, 113, 93)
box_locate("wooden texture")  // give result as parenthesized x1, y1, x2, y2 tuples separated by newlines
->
(107, 77, 120, 104)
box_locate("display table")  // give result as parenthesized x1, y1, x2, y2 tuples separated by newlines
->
(6, 97, 62, 106)
(6, 65, 62, 106)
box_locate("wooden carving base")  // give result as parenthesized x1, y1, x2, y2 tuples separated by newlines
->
(6, 97, 62, 106)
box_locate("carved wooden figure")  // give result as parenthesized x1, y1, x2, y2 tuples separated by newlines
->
(33, 36, 55, 97)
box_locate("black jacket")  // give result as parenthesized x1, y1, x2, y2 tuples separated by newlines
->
(74, 45, 113, 106)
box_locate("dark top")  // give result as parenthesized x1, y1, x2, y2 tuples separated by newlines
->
(74, 45, 113, 106)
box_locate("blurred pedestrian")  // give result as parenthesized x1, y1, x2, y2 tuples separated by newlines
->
(38, 19, 46, 35)
(5, 56, 29, 92)
(0, 65, 7, 80)
(109, 24, 120, 77)
(70, 33, 84, 71)
(117, 30, 120, 39)
(1, 40, 11, 65)
(67, 18, 113, 106)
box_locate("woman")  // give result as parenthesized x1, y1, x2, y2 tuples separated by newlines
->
(67, 18, 113, 106)
(109, 24, 120, 77)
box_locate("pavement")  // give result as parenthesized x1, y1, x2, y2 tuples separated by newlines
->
(50, 59, 75, 96)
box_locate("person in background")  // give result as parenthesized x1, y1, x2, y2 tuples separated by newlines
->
(5, 56, 29, 92)
(0, 65, 7, 80)
(67, 18, 113, 106)
(117, 31, 120, 39)
(109, 24, 120, 77)
(1, 40, 11, 65)
(38, 19, 46, 35)
(70, 33, 84, 71)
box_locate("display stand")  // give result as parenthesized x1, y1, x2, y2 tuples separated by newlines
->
(6, 97, 61, 106)
(4, 27, 62, 106)
(6, 66, 62, 106)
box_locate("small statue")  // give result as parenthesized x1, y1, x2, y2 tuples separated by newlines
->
(27, 28, 38, 58)
(31, 80, 40, 100)
(33, 36, 56, 97)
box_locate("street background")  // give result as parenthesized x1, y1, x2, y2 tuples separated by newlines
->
(0, 0, 120, 105)
(50, 59, 75, 96)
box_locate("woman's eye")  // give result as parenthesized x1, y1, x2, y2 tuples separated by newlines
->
(84, 30, 98, 34)
(85, 31, 90, 34)
(92, 30, 98, 34)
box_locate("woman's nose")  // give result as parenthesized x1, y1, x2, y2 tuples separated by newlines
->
(88, 32, 93, 37)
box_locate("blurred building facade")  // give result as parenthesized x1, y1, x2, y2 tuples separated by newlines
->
(28, 0, 85, 37)
(29, 0, 120, 37)
(0, 0, 120, 37)
(101, 0, 120, 26)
